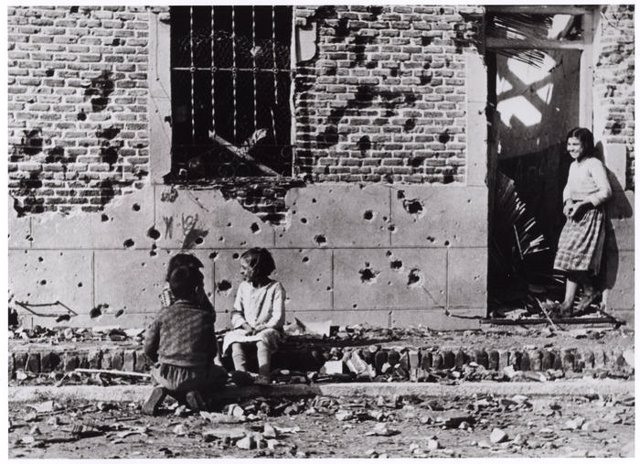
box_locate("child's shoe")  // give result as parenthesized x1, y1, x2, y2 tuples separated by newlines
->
(229, 370, 254, 387)
(142, 387, 166, 416)
(185, 390, 207, 412)
(254, 374, 271, 385)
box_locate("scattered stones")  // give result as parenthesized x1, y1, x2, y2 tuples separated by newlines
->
(174, 405, 189, 417)
(511, 395, 529, 404)
(441, 416, 475, 429)
(172, 424, 186, 436)
(236, 434, 259, 450)
(19, 435, 36, 445)
(365, 423, 399, 437)
(200, 411, 245, 424)
(562, 417, 586, 430)
(262, 423, 278, 439)
(490, 428, 509, 444)
(202, 428, 246, 441)
(225, 404, 246, 418)
(28, 401, 59, 414)
(582, 421, 606, 433)
(426, 436, 441, 450)
(538, 428, 556, 439)
(419, 415, 434, 425)
(335, 410, 354, 422)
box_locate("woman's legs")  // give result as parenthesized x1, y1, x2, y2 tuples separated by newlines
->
(560, 277, 579, 313)
(560, 271, 594, 314)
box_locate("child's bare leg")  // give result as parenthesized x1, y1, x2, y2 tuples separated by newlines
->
(231, 343, 248, 371)
(256, 341, 271, 378)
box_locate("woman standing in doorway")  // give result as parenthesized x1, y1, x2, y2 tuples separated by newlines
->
(552, 127, 612, 316)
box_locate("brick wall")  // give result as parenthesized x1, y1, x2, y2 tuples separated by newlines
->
(294, 5, 483, 184)
(7, 6, 150, 215)
(594, 4, 635, 190)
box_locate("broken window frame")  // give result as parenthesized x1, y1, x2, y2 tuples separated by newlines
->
(168, 6, 296, 181)
(485, 5, 596, 129)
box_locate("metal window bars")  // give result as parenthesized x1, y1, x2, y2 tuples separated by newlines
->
(170, 6, 293, 179)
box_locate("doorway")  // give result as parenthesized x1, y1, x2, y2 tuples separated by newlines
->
(485, 6, 595, 313)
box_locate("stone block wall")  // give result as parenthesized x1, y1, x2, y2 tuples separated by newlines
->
(9, 183, 487, 330)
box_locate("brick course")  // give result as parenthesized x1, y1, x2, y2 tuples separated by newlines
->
(294, 5, 481, 184)
(7, 6, 150, 215)
(7, 5, 634, 218)
(593, 4, 635, 189)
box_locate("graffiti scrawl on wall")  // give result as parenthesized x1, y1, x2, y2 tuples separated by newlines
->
(161, 213, 209, 249)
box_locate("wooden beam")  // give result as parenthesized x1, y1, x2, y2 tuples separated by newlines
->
(73, 368, 151, 379)
(486, 37, 585, 50)
(209, 133, 280, 177)
(486, 5, 595, 15)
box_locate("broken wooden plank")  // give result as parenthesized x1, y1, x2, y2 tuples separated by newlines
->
(73, 368, 151, 379)
(208, 132, 280, 177)
(486, 37, 585, 51)
(535, 298, 564, 332)
(487, 5, 596, 15)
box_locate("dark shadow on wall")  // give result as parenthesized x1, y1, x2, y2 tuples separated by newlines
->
(598, 165, 633, 296)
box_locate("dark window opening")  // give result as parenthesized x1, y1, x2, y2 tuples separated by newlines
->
(170, 6, 293, 180)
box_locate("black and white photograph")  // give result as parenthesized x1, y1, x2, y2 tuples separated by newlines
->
(5, 1, 635, 458)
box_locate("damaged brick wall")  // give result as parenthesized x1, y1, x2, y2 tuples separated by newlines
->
(7, 6, 150, 215)
(294, 5, 482, 184)
(594, 4, 635, 190)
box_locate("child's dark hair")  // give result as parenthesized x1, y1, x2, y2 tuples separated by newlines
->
(566, 127, 595, 158)
(166, 253, 204, 282)
(168, 265, 201, 301)
(241, 247, 276, 278)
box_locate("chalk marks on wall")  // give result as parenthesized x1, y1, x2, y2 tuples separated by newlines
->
(160, 213, 209, 249)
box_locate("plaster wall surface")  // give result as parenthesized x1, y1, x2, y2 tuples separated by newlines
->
(10, 183, 488, 330)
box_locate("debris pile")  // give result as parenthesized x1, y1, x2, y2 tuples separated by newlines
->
(9, 391, 635, 458)
(9, 325, 144, 344)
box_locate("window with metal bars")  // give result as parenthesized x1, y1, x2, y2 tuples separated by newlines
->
(170, 6, 293, 179)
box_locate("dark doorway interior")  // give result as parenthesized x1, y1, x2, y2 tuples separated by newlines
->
(487, 48, 581, 313)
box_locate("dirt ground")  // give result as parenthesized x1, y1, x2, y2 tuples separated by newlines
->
(9, 389, 634, 458)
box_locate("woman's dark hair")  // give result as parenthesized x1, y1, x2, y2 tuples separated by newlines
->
(168, 265, 200, 301)
(566, 127, 595, 158)
(166, 253, 204, 282)
(241, 247, 276, 278)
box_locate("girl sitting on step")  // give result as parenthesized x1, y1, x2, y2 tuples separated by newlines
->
(222, 248, 285, 384)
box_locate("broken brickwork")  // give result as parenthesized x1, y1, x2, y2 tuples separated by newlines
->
(7, 6, 150, 215)
(6, 5, 635, 328)
(294, 5, 482, 183)
(593, 4, 635, 190)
